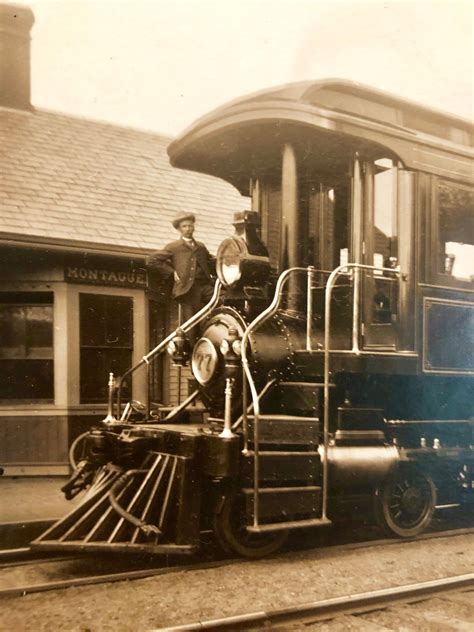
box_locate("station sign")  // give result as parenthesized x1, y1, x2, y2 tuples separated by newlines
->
(65, 264, 148, 289)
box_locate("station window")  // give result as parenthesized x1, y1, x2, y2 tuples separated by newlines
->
(79, 294, 133, 403)
(437, 182, 474, 283)
(0, 292, 54, 402)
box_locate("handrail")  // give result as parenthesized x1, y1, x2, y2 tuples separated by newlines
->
(322, 262, 400, 518)
(240, 266, 316, 528)
(231, 378, 277, 431)
(115, 280, 222, 415)
(162, 389, 199, 422)
(242, 261, 399, 530)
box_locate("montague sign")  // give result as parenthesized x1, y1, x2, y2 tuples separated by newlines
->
(65, 265, 147, 288)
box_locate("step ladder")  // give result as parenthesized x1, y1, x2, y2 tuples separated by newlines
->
(243, 379, 332, 533)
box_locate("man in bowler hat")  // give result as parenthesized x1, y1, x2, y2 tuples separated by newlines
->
(148, 212, 215, 326)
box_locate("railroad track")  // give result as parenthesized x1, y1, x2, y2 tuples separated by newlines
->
(0, 524, 472, 599)
(0, 547, 79, 568)
(159, 574, 474, 630)
(2, 510, 472, 568)
(0, 557, 232, 598)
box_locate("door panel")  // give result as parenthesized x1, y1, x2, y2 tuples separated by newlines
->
(362, 163, 415, 350)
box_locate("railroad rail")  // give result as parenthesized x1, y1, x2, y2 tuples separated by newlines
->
(1, 525, 472, 599)
(160, 574, 474, 631)
(0, 548, 77, 569)
(0, 558, 233, 599)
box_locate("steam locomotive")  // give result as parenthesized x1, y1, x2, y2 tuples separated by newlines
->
(35, 80, 474, 557)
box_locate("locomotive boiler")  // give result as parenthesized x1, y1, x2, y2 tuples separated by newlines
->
(34, 79, 474, 557)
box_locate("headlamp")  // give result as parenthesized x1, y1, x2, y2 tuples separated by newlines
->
(216, 237, 245, 287)
(231, 339, 242, 356)
(221, 326, 242, 378)
(216, 233, 271, 291)
(220, 339, 230, 356)
(168, 329, 190, 366)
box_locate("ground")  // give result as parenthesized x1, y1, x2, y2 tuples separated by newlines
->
(0, 532, 472, 631)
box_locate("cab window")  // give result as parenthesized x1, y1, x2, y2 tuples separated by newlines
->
(437, 182, 474, 284)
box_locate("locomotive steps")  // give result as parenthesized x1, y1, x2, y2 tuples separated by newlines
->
(240, 378, 330, 532)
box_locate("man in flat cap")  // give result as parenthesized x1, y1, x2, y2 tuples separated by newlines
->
(148, 212, 215, 327)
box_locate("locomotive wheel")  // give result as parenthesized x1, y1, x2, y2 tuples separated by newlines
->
(213, 491, 288, 558)
(375, 468, 436, 538)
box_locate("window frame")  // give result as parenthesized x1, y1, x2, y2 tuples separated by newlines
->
(79, 292, 134, 404)
(430, 178, 474, 289)
(0, 292, 55, 403)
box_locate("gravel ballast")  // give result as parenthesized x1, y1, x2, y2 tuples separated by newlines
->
(0, 532, 473, 631)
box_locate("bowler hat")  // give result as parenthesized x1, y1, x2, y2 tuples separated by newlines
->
(172, 212, 196, 229)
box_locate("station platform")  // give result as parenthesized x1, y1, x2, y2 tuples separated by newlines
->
(0, 477, 78, 549)
(0, 477, 73, 523)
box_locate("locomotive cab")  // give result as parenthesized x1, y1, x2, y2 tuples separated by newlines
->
(34, 80, 474, 558)
(172, 108, 416, 358)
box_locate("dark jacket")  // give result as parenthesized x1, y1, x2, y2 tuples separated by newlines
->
(147, 239, 214, 298)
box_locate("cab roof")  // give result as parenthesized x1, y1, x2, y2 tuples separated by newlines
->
(168, 79, 473, 193)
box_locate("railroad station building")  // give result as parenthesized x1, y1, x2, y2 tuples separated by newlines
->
(0, 4, 245, 475)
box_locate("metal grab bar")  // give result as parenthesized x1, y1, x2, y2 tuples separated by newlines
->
(162, 389, 200, 421)
(231, 378, 277, 431)
(240, 266, 318, 529)
(242, 262, 399, 529)
(322, 262, 400, 518)
(115, 280, 222, 417)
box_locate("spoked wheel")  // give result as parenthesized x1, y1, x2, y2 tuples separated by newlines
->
(375, 468, 436, 538)
(213, 491, 288, 558)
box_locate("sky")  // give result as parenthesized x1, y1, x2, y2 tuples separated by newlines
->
(20, 0, 474, 137)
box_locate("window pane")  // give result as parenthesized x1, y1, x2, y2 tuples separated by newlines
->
(438, 183, 474, 281)
(0, 306, 25, 356)
(80, 349, 131, 403)
(26, 306, 53, 348)
(300, 182, 349, 271)
(0, 359, 54, 401)
(80, 294, 133, 347)
(79, 293, 133, 403)
(80, 294, 106, 346)
(105, 297, 133, 346)
(374, 166, 397, 266)
(0, 294, 54, 400)
(370, 166, 399, 325)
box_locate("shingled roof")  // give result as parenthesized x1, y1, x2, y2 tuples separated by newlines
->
(0, 106, 247, 256)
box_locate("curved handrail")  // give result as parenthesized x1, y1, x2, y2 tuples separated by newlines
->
(240, 266, 313, 528)
(322, 262, 400, 518)
(116, 280, 222, 414)
(242, 261, 400, 529)
(241, 267, 309, 439)
(231, 377, 276, 431)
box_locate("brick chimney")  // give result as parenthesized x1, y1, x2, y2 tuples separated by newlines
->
(0, 3, 34, 110)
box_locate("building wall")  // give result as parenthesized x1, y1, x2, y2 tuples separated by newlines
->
(0, 249, 161, 475)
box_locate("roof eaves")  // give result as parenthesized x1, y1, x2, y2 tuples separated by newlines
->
(0, 231, 155, 258)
